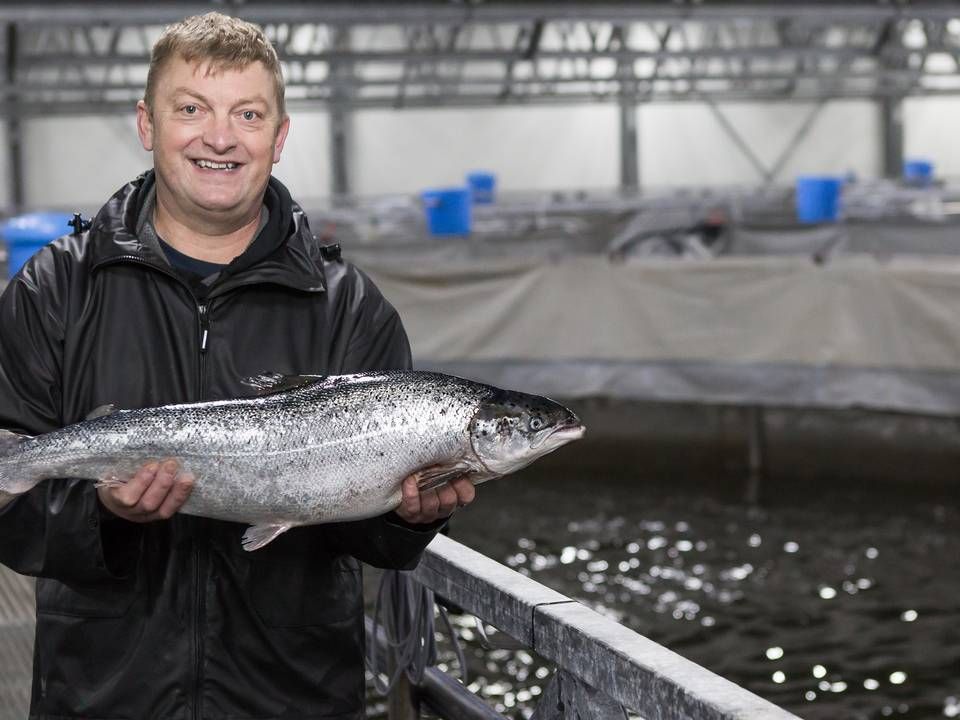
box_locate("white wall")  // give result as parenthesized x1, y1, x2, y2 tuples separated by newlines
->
(7, 96, 960, 213)
(272, 111, 331, 203)
(353, 105, 620, 195)
(638, 100, 881, 187)
(11, 111, 330, 213)
(22, 115, 147, 212)
(904, 97, 960, 180)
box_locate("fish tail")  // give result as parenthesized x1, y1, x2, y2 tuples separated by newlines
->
(0, 429, 37, 501)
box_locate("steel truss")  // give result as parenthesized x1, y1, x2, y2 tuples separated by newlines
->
(2, 1, 960, 116)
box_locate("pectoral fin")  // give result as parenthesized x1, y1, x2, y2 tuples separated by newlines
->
(415, 461, 477, 492)
(242, 523, 294, 551)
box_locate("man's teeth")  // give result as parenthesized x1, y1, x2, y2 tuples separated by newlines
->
(195, 160, 237, 170)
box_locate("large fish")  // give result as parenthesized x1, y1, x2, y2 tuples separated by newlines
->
(0, 371, 584, 550)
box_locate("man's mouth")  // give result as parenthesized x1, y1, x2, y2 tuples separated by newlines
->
(192, 159, 240, 171)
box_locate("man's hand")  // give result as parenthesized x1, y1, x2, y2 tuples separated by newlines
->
(97, 459, 195, 523)
(394, 472, 476, 525)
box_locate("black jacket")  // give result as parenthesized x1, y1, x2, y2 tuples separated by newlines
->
(0, 172, 440, 719)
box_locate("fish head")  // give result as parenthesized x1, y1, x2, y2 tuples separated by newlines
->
(469, 390, 585, 476)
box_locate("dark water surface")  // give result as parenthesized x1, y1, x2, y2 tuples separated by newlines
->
(395, 467, 960, 720)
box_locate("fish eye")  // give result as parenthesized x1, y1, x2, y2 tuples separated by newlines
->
(529, 417, 544, 431)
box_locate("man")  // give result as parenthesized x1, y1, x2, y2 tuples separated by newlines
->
(0, 12, 474, 718)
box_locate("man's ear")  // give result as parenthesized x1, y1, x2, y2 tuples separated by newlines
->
(136, 100, 154, 151)
(273, 115, 291, 164)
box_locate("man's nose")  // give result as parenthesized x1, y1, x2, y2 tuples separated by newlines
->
(202, 114, 237, 153)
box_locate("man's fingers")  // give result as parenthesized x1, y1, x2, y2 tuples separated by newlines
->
(112, 460, 158, 510)
(138, 460, 178, 514)
(449, 477, 476, 507)
(419, 488, 441, 518)
(154, 472, 195, 520)
(399, 474, 421, 519)
(434, 484, 458, 517)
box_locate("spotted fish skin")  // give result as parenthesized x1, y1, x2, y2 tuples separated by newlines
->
(0, 371, 585, 549)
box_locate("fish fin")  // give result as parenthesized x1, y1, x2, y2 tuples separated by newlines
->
(93, 474, 128, 490)
(415, 462, 477, 492)
(241, 372, 327, 396)
(84, 404, 118, 421)
(242, 523, 293, 551)
(0, 429, 32, 456)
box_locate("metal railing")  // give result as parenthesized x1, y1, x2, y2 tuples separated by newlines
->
(371, 534, 801, 720)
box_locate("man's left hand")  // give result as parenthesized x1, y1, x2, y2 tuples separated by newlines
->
(394, 472, 476, 525)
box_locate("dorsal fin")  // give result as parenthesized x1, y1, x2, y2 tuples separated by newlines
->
(85, 404, 118, 421)
(241, 372, 327, 397)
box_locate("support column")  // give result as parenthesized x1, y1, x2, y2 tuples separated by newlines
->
(880, 95, 904, 180)
(619, 100, 639, 192)
(6, 23, 24, 213)
(328, 27, 353, 201)
(329, 106, 352, 199)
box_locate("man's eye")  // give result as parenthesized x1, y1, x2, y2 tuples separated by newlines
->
(242, 110, 259, 121)
(182, 105, 198, 115)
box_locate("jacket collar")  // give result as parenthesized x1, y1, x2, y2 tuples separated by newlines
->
(88, 171, 326, 294)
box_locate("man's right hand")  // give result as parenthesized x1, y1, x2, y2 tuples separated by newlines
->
(97, 459, 195, 523)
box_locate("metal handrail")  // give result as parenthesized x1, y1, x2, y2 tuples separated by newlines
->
(402, 534, 801, 720)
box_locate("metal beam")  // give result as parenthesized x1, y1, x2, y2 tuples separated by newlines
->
(2, 3, 960, 25)
(328, 27, 353, 198)
(4, 10, 960, 112)
(414, 534, 801, 720)
(5, 23, 23, 213)
(619, 101, 638, 192)
(880, 95, 904, 179)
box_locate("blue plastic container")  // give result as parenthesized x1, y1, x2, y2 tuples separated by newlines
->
(795, 176, 842, 224)
(903, 159, 934, 186)
(466, 171, 496, 204)
(1, 211, 74, 278)
(421, 187, 472, 236)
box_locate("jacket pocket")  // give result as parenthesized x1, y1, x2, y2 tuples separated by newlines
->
(248, 536, 362, 628)
(36, 575, 137, 619)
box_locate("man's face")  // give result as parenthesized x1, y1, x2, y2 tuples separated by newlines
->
(137, 56, 289, 228)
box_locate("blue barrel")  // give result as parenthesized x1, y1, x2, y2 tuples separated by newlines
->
(466, 171, 496, 204)
(903, 159, 934, 186)
(421, 187, 472, 236)
(1, 212, 74, 278)
(795, 176, 842, 224)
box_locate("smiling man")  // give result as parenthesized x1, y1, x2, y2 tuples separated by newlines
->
(0, 12, 473, 719)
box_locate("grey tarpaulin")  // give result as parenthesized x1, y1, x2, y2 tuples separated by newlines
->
(351, 250, 960, 417)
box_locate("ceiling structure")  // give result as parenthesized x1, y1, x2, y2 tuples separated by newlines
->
(1, 1, 957, 203)
(2, 1, 960, 115)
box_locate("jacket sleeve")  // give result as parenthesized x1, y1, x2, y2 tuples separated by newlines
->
(0, 261, 138, 582)
(321, 267, 446, 569)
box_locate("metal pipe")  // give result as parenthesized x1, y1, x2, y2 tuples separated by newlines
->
(418, 668, 506, 720)
(3, 3, 960, 25)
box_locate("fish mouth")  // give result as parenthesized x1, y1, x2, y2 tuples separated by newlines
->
(530, 421, 585, 450)
(549, 424, 586, 442)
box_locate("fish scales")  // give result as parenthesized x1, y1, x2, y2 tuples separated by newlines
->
(0, 370, 584, 550)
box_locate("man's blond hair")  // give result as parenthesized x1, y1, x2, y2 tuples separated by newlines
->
(144, 12, 286, 119)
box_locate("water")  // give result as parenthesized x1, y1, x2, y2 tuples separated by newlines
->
(391, 469, 960, 719)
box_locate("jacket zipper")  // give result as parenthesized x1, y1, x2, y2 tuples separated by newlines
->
(193, 299, 210, 720)
(97, 255, 210, 719)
